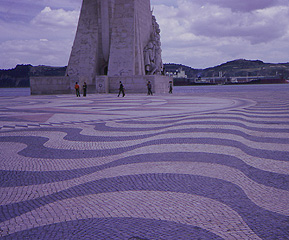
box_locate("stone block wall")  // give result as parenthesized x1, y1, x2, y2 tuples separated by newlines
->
(108, 0, 135, 76)
(95, 76, 109, 94)
(108, 0, 152, 76)
(30, 75, 172, 95)
(30, 77, 71, 95)
(66, 0, 100, 83)
(108, 75, 172, 94)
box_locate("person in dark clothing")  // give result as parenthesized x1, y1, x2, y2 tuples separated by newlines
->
(169, 81, 173, 94)
(83, 82, 87, 97)
(75, 82, 80, 97)
(147, 81, 153, 95)
(118, 81, 125, 97)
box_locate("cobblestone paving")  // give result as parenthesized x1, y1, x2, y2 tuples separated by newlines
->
(0, 85, 289, 239)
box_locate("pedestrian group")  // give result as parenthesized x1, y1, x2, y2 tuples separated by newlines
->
(75, 80, 173, 97)
(75, 82, 88, 97)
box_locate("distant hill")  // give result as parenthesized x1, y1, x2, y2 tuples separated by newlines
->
(1, 59, 289, 87)
(0, 65, 32, 88)
(164, 59, 289, 79)
(0, 65, 67, 88)
(29, 65, 67, 77)
(164, 63, 200, 78)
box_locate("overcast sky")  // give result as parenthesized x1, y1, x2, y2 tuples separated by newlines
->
(1, 0, 289, 69)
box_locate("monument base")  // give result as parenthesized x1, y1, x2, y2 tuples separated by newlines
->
(30, 76, 71, 95)
(29, 75, 173, 95)
(96, 75, 172, 94)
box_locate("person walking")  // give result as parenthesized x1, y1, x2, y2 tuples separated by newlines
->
(147, 81, 153, 95)
(75, 82, 80, 97)
(169, 81, 173, 94)
(83, 82, 87, 97)
(118, 81, 125, 97)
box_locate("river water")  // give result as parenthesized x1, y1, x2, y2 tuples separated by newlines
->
(173, 83, 289, 94)
(0, 88, 31, 97)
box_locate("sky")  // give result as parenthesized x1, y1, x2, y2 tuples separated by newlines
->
(1, 0, 289, 69)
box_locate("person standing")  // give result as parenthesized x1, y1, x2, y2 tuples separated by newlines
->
(169, 81, 173, 94)
(75, 82, 80, 97)
(83, 82, 87, 97)
(147, 81, 153, 95)
(118, 81, 125, 97)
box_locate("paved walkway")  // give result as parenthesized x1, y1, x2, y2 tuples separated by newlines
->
(0, 85, 289, 239)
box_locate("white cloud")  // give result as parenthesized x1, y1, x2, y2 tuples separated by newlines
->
(165, 1, 289, 44)
(42, 0, 81, 10)
(31, 6, 79, 27)
(1, 0, 289, 69)
(190, 0, 288, 12)
(152, 0, 289, 68)
(0, 5, 79, 69)
(0, 39, 73, 68)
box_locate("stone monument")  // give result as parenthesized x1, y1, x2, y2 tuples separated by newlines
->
(66, 0, 171, 94)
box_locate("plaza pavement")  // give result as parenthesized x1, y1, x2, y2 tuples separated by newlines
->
(0, 85, 288, 239)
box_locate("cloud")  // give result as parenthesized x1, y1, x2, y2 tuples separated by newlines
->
(0, 39, 73, 68)
(189, 5, 289, 43)
(1, 0, 289, 69)
(0, 0, 43, 22)
(152, 0, 289, 68)
(0, 6, 79, 42)
(0, 5, 79, 69)
(0, 0, 81, 23)
(151, 0, 177, 8)
(41, 0, 81, 10)
(31, 6, 79, 27)
(190, 0, 288, 12)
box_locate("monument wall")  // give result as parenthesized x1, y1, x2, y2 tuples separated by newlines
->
(108, 0, 152, 76)
(66, 0, 100, 84)
(30, 77, 70, 95)
(108, 75, 170, 94)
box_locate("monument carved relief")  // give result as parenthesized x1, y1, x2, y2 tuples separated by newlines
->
(144, 15, 163, 75)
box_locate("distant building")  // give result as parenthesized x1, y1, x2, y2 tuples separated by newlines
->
(166, 68, 187, 78)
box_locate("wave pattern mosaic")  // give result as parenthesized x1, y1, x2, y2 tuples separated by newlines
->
(0, 86, 289, 239)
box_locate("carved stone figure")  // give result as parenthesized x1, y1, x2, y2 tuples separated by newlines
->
(144, 15, 163, 75)
(144, 41, 156, 74)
